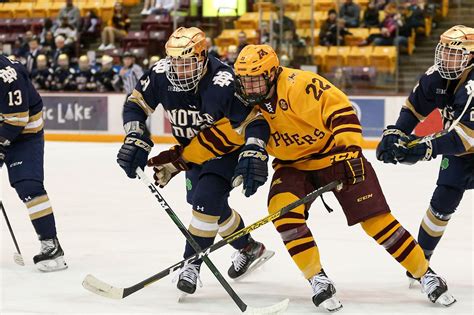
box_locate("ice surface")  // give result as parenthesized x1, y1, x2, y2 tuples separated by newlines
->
(1, 142, 472, 314)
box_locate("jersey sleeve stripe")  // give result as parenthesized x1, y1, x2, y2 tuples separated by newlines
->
(404, 99, 426, 122)
(211, 125, 239, 147)
(197, 132, 221, 157)
(324, 107, 353, 129)
(454, 123, 474, 151)
(330, 114, 360, 130)
(332, 125, 363, 135)
(200, 127, 234, 154)
(128, 90, 154, 115)
(2, 111, 29, 127)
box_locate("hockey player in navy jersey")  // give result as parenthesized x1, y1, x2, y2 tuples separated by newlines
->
(116, 27, 273, 296)
(0, 55, 67, 272)
(377, 24, 473, 278)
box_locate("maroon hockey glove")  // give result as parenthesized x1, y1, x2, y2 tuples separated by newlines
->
(147, 145, 189, 188)
(319, 155, 366, 186)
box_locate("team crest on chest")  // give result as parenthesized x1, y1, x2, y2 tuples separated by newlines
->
(278, 99, 288, 110)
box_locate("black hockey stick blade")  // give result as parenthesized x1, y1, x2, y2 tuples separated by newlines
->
(82, 180, 341, 301)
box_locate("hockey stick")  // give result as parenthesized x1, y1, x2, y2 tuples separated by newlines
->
(82, 178, 341, 307)
(136, 168, 285, 313)
(1, 200, 25, 266)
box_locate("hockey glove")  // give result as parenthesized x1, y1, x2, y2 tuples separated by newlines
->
(321, 157, 366, 186)
(232, 143, 269, 197)
(376, 126, 408, 164)
(393, 134, 437, 165)
(147, 145, 189, 188)
(117, 132, 154, 178)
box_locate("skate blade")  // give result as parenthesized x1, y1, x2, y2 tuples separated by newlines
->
(177, 291, 188, 303)
(408, 277, 419, 289)
(435, 291, 456, 307)
(36, 256, 68, 272)
(320, 296, 343, 313)
(233, 250, 275, 281)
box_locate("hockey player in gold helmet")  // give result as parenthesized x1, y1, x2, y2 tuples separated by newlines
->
(164, 26, 208, 92)
(434, 25, 474, 79)
(378, 25, 474, 295)
(232, 44, 456, 310)
(118, 27, 274, 303)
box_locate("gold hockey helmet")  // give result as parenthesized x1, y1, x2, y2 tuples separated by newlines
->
(37, 54, 47, 69)
(78, 55, 90, 71)
(234, 44, 280, 106)
(435, 25, 474, 79)
(165, 26, 208, 91)
(57, 53, 69, 68)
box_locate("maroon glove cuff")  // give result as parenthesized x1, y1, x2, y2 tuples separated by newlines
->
(147, 145, 189, 171)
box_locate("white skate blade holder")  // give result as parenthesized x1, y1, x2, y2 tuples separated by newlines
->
(233, 250, 275, 281)
(320, 296, 343, 313)
(435, 291, 456, 307)
(36, 256, 68, 272)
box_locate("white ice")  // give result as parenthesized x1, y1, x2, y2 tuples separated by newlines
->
(1, 142, 473, 315)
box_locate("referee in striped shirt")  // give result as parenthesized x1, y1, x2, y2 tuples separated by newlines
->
(119, 51, 144, 95)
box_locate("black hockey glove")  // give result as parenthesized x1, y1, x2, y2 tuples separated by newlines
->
(376, 126, 408, 164)
(393, 134, 437, 165)
(117, 132, 154, 179)
(232, 143, 269, 197)
(147, 145, 189, 188)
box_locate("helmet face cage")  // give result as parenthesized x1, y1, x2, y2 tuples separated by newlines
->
(165, 56, 205, 91)
(235, 72, 274, 106)
(435, 43, 472, 79)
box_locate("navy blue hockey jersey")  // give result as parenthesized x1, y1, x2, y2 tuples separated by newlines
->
(0, 55, 44, 143)
(123, 56, 253, 148)
(397, 65, 474, 155)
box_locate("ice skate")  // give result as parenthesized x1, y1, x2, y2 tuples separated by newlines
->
(420, 268, 456, 306)
(406, 270, 420, 288)
(175, 263, 202, 302)
(309, 269, 343, 312)
(228, 237, 274, 280)
(33, 238, 67, 272)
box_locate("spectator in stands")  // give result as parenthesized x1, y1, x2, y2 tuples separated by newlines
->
(320, 11, 352, 46)
(40, 31, 56, 57)
(206, 37, 220, 59)
(149, 0, 175, 15)
(359, 3, 399, 46)
(99, 2, 130, 50)
(362, 1, 380, 27)
(81, 10, 100, 35)
(39, 18, 54, 43)
(25, 37, 41, 74)
(54, 17, 78, 46)
(236, 31, 248, 55)
(57, 0, 81, 30)
(95, 54, 121, 92)
(51, 35, 73, 66)
(80, 10, 101, 49)
(141, 0, 155, 15)
(18, 31, 34, 58)
(339, 0, 360, 27)
(119, 51, 144, 95)
(50, 54, 75, 91)
(404, 0, 425, 30)
(73, 55, 97, 91)
(31, 54, 53, 90)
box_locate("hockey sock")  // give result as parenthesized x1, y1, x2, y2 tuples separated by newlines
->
(25, 194, 57, 240)
(418, 206, 451, 259)
(218, 208, 249, 250)
(361, 213, 428, 278)
(270, 192, 322, 279)
(184, 209, 219, 265)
